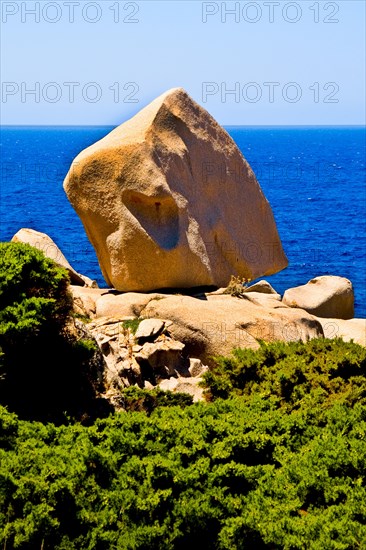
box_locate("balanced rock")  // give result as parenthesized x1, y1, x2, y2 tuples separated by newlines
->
(12, 228, 96, 287)
(64, 88, 288, 292)
(283, 276, 354, 319)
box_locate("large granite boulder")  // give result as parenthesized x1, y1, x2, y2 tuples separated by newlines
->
(64, 88, 288, 292)
(11, 228, 96, 287)
(283, 276, 354, 319)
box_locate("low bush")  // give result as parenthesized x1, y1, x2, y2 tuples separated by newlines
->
(0, 338, 365, 548)
(0, 242, 104, 422)
(121, 386, 193, 413)
(202, 337, 366, 408)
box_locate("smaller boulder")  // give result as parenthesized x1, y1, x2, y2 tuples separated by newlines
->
(159, 377, 205, 402)
(71, 286, 110, 319)
(244, 280, 280, 296)
(283, 276, 354, 319)
(135, 319, 165, 342)
(159, 378, 179, 392)
(12, 228, 96, 287)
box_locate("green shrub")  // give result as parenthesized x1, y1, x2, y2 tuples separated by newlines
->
(0, 339, 365, 549)
(202, 338, 366, 409)
(0, 242, 72, 342)
(121, 386, 193, 413)
(0, 242, 104, 422)
(121, 318, 142, 335)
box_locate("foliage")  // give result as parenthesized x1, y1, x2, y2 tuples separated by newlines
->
(0, 242, 103, 422)
(223, 275, 250, 297)
(0, 242, 72, 341)
(121, 386, 193, 413)
(72, 312, 92, 324)
(0, 338, 365, 548)
(122, 318, 142, 335)
(202, 338, 366, 407)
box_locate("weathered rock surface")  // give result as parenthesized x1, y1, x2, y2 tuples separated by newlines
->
(318, 317, 366, 347)
(96, 292, 169, 318)
(142, 294, 324, 366)
(134, 339, 186, 382)
(244, 280, 280, 298)
(87, 316, 193, 393)
(12, 228, 96, 287)
(70, 286, 110, 318)
(135, 318, 166, 342)
(238, 292, 283, 309)
(283, 276, 354, 319)
(64, 87, 288, 292)
(158, 377, 205, 402)
(189, 358, 208, 378)
(72, 286, 364, 408)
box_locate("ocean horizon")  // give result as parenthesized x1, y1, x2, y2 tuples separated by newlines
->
(1, 125, 365, 316)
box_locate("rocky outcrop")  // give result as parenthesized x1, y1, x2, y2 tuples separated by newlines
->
(12, 228, 96, 287)
(142, 293, 323, 366)
(64, 88, 288, 292)
(283, 276, 354, 319)
(86, 316, 208, 406)
(70, 277, 365, 407)
(71, 286, 110, 318)
(95, 292, 169, 318)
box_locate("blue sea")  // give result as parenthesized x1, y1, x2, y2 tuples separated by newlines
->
(1, 126, 365, 317)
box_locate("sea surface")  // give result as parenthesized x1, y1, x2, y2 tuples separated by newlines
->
(1, 126, 365, 317)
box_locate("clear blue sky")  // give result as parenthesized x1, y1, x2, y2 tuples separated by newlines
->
(1, 0, 365, 125)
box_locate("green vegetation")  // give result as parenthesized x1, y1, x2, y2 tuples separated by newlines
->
(121, 318, 142, 335)
(202, 337, 366, 407)
(0, 241, 72, 340)
(0, 242, 105, 422)
(0, 338, 365, 548)
(121, 386, 193, 413)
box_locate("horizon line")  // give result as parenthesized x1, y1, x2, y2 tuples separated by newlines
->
(1, 124, 365, 128)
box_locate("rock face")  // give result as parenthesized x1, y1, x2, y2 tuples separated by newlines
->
(318, 318, 366, 347)
(87, 316, 207, 406)
(142, 294, 323, 366)
(283, 276, 354, 319)
(12, 228, 96, 287)
(64, 88, 288, 292)
(69, 282, 365, 408)
(95, 292, 168, 318)
(70, 286, 110, 318)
